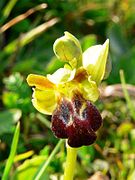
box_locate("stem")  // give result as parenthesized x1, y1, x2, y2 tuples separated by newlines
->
(64, 143, 78, 180)
(36, 113, 51, 129)
(120, 70, 135, 120)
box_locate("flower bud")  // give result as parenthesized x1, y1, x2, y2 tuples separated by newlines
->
(53, 32, 82, 68)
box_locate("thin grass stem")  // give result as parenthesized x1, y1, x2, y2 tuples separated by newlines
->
(2, 122, 20, 180)
(120, 69, 135, 120)
(34, 139, 64, 180)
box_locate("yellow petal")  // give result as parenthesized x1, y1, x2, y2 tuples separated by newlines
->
(32, 88, 57, 115)
(80, 78, 100, 102)
(47, 68, 76, 84)
(27, 74, 55, 90)
(83, 39, 109, 85)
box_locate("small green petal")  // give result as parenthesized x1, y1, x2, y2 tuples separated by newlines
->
(47, 68, 76, 84)
(32, 88, 57, 115)
(83, 39, 109, 85)
(53, 31, 82, 68)
(80, 77, 100, 102)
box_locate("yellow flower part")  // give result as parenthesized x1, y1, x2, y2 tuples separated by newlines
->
(32, 88, 57, 115)
(80, 78, 100, 102)
(47, 67, 76, 84)
(83, 39, 109, 85)
(27, 74, 55, 90)
(53, 31, 82, 68)
(27, 74, 57, 115)
(27, 32, 110, 116)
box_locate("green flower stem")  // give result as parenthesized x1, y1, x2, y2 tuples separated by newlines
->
(64, 144, 78, 180)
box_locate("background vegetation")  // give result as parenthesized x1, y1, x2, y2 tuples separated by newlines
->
(0, 0, 135, 179)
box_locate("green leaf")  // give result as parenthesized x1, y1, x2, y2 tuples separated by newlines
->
(3, 73, 23, 91)
(34, 139, 64, 180)
(11, 156, 49, 180)
(2, 0, 18, 22)
(4, 18, 59, 54)
(2, 122, 20, 180)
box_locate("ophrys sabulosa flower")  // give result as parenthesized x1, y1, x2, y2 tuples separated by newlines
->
(27, 32, 109, 147)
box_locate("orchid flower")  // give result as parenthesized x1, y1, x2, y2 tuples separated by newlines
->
(27, 32, 109, 147)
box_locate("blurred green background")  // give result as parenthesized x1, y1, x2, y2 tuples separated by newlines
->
(0, 0, 135, 179)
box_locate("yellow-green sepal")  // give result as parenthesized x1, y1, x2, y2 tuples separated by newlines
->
(83, 39, 109, 85)
(53, 31, 82, 68)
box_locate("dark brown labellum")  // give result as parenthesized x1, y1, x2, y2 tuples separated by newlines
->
(51, 93, 102, 147)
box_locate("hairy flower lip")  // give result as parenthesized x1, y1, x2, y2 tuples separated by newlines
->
(51, 94, 102, 147)
(67, 117, 97, 147)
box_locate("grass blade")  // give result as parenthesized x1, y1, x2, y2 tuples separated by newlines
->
(36, 113, 51, 129)
(14, 150, 34, 163)
(2, 122, 20, 180)
(3, 0, 18, 19)
(34, 139, 64, 180)
(0, 3, 47, 33)
(4, 18, 59, 54)
(120, 70, 135, 120)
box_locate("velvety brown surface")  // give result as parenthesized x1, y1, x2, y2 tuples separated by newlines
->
(51, 93, 102, 147)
